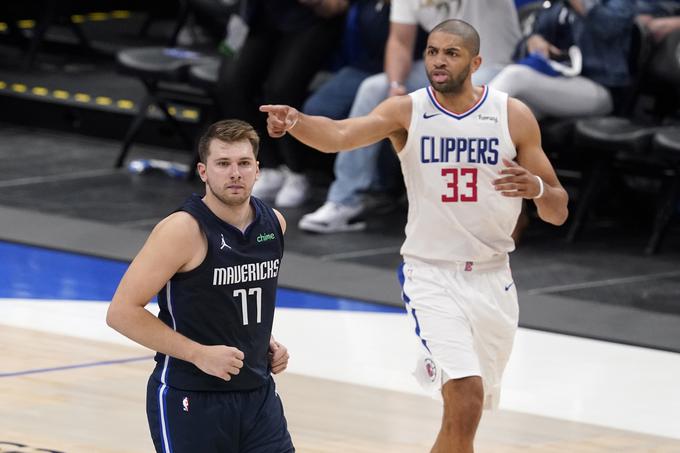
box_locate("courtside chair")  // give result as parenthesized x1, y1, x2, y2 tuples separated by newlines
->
(646, 127, 680, 254)
(113, 0, 234, 170)
(138, 0, 191, 46)
(19, 0, 92, 70)
(114, 46, 217, 168)
(643, 31, 680, 254)
(565, 20, 657, 242)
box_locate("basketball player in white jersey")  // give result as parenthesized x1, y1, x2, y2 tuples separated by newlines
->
(261, 19, 568, 453)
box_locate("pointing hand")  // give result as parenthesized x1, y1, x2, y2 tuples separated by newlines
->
(259, 104, 300, 138)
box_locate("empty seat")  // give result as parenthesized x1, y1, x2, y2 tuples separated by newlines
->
(114, 46, 217, 168)
(646, 127, 680, 254)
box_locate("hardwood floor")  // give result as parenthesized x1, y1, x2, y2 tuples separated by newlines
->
(2, 325, 679, 453)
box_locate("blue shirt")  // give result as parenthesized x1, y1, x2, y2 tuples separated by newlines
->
(532, 0, 635, 87)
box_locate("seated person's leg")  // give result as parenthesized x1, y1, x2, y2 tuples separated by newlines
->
(215, 23, 271, 124)
(258, 15, 345, 207)
(303, 67, 374, 119)
(298, 72, 391, 232)
(284, 67, 376, 202)
(327, 73, 390, 206)
(490, 64, 613, 119)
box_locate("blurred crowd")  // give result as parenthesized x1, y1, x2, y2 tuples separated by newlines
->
(193, 0, 678, 236)
(6, 0, 680, 236)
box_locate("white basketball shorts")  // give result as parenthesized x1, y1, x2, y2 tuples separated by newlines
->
(398, 256, 519, 410)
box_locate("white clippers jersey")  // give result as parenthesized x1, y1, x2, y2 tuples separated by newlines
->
(398, 86, 522, 263)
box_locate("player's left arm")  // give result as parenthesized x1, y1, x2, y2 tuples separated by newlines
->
(273, 208, 287, 234)
(270, 208, 289, 374)
(494, 97, 569, 226)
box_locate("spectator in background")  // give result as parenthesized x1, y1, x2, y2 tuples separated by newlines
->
(217, 0, 348, 208)
(265, 0, 397, 207)
(298, 0, 522, 234)
(490, 0, 635, 120)
(637, 0, 680, 42)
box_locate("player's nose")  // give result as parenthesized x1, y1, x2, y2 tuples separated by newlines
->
(228, 163, 242, 179)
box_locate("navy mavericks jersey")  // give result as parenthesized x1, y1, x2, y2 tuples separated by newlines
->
(151, 194, 284, 391)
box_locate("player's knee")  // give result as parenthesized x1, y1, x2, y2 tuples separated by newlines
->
(442, 376, 484, 416)
(489, 64, 532, 96)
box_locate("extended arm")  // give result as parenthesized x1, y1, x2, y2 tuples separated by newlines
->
(259, 95, 410, 153)
(106, 212, 244, 381)
(494, 98, 569, 225)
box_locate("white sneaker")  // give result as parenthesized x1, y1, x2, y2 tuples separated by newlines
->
(298, 201, 366, 233)
(275, 171, 309, 208)
(252, 168, 285, 200)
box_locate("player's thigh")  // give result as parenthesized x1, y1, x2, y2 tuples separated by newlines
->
(241, 377, 294, 453)
(465, 267, 519, 353)
(147, 378, 240, 453)
(400, 262, 480, 377)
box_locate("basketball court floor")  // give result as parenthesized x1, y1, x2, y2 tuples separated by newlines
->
(1, 124, 680, 452)
(2, 240, 680, 452)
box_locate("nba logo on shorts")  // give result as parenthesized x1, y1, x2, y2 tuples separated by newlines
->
(464, 261, 474, 272)
(182, 396, 189, 412)
(424, 358, 437, 382)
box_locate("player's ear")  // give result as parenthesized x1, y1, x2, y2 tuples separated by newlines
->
(471, 55, 482, 73)
(197, 162, 207, 182)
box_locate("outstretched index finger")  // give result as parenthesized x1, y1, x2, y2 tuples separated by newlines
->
(259, 104, 287, 114)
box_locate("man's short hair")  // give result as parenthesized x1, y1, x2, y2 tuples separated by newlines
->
(430, 19, 480, 56)
(197, 119, 260, 163)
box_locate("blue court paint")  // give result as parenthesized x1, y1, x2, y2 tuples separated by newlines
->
(0, 241, 127, 301)
(0, 241, 403, 313)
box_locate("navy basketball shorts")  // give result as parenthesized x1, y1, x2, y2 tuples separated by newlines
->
(147, 376, 294, 453)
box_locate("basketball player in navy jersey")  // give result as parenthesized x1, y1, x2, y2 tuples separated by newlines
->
(107, 119, 295, 453)
(261, 19, 568, 453)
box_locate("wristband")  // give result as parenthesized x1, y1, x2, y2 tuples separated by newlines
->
(287, 115, 299, 131)
(389, 80, 405, 90)
(532, 175, 544, 199)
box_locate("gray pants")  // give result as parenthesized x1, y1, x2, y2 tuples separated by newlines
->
(489, 64, 613, 120)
